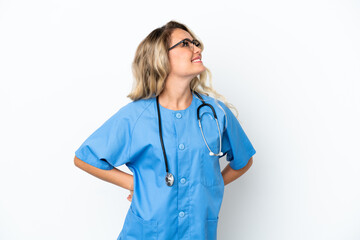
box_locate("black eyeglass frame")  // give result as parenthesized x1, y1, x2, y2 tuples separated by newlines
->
(168, 38, 201, 51)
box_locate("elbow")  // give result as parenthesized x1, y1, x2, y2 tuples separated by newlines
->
(74, 155, 82, 168)
(246, 156, 253, 169)
(249, 156, 253, 166)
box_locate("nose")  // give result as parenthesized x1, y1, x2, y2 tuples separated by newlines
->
(193, 44, 202, 53)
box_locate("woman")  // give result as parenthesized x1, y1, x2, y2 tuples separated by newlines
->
(74, 20, 256, 240)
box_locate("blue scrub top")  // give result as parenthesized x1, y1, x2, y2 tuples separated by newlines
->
(75, 92, 256, 240)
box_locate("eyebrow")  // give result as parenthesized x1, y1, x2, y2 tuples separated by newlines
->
(174, 38, 193, 44)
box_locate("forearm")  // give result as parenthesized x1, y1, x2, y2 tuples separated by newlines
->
(221, 157, 253, 186)
(74, 156, 134, 191)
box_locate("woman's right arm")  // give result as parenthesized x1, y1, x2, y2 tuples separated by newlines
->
(74, 155, 134, 191)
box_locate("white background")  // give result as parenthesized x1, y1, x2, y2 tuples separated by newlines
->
(1, 0, 359, 239)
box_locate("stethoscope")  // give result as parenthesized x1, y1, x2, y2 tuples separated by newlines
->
(156, 90, 223, 187)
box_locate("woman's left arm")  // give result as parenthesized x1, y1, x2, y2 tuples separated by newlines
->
(221, 157, 253, 186)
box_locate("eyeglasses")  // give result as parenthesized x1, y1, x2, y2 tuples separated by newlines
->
(168, 38, 201, 51)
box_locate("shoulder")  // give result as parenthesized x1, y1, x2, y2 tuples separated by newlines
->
(107, 98, 154, 125)
(117, 97, 153, 115)
(196, 93, 231, 115)
(195, 93, 238, 131)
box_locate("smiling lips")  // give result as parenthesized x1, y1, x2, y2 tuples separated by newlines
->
(191, 56, 202, 63)
(192, 59, 202, 63)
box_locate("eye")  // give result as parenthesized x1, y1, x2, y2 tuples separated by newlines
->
(181, 40, 190, 47)
(193, 40, 201, 47)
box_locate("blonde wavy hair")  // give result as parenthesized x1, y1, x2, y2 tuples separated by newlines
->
(127, 20, 240, 119)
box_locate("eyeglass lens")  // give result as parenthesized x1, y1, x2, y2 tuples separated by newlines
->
(182, 39, 201, 50)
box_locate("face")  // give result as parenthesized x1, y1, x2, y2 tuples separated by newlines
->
(167, 28, 206, 79)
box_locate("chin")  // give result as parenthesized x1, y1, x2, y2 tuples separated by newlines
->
(184, 66, 206, 78)
(197, 67, 206, 74)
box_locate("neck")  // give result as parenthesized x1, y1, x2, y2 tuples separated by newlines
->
(158, 76, 193, 110)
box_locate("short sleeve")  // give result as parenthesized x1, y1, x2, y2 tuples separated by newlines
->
(220, 102, 256, 170)
(75, 110, 132, 170)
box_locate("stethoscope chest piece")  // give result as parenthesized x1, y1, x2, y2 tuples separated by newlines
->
(165, 172, 174, 186)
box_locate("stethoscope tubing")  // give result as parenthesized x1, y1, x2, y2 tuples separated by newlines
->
(156, 90, 223, 187)
(195, 92, 223, 157)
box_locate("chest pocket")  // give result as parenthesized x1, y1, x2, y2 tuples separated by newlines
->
(198, 112, 224, 187)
